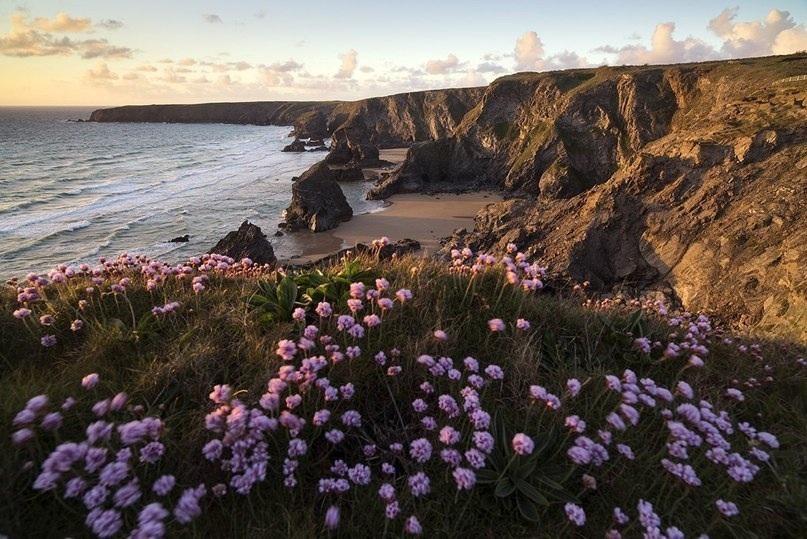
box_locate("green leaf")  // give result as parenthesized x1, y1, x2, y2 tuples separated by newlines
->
(495, 477, 516, 498)
(516, 480, 549, 506)
(535, 475, 566, 493)
(516, 495, 540, 522)
(514, 458, 538, 480)
(476, 469, 499, 484)
(277, 276, 298, 313)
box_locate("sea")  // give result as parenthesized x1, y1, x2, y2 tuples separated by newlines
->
(0, 107, 384, 280)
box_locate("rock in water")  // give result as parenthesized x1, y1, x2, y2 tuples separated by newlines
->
(282, 139, 307, 152)
(281, 162, 353, 232)
(169, 234, 190, 243)
(209, 221, 276, 265)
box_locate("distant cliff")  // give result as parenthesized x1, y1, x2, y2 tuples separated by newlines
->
(88, 87, 484, 148)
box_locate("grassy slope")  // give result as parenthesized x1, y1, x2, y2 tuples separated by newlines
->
(1, 253, 805, 538)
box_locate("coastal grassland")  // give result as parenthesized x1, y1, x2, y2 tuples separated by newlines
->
(1, 252, 806, 538)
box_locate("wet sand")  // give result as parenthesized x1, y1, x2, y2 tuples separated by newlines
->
(280, 148, 501, 262)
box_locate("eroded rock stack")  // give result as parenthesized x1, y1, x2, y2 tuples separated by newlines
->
(280, 162, 353, 232)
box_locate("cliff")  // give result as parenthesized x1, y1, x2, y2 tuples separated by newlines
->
(373, 54, 806, 339)
(88, 87, 483, 148)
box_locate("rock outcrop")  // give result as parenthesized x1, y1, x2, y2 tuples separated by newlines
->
(209, 221, 276, 265)
(412, 54, 806, 340)
(280, 162, 353, 232)
(282, 139, 307, 152)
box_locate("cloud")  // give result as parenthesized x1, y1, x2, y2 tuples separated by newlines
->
(268, 59, 304, 72)
(709, 8, 806, 56)
(229, 61, 252, 71)
(203, 14, 223, 24)
(597, 22, 717, 65)
(335, 49, 358, 79)
(476, 61, 506, 74)
(79, 40, 133, 59)
(161, 68, 187, 83)
(136, 64, 158, 72)
(33, 12, 91, 33)
(425, 53, 462, 74)
(0, 11, 133, 59)
(177, 57, 197, 66)
(255, 10, 267, 19)
(513, 31, 592, 71)
(514, 31, 545, 70)
(360, 65, 375, 73)
(98, 19, 124, 30)
(122, 72, 139, 80)
(86, 62, 118, 82)
(260, 60, 303, 86)
(772, 26, 807, 55)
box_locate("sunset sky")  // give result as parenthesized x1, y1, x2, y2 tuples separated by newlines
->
(1, 1, 805, 106)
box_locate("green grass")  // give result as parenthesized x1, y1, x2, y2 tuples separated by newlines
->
(1, 253, 805, 538)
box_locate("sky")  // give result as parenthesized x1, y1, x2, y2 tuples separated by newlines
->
(1, 1, 805, 106)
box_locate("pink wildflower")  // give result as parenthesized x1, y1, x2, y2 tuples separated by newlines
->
(487, 318, 505, 332)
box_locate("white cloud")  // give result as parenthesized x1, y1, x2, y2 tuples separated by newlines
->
(514, 31, 545, 70)
(0, 11, 133, 59)
(335, 49, 358, 79)
(203, 14, 223, 24)
(425, 53, 460, 74)
(709, 8, 802, 57)
(476, 61, 506, 74)
(33, 12, 91, 33)
(597, 22, 717, 65)
(772, 26, 807, 54)
(86, 62, 118, 82)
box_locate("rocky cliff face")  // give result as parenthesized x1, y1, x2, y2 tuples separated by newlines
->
(88, 87, 483, 149)
(280, 162, 353, 232)
(377, 54, 806, 339)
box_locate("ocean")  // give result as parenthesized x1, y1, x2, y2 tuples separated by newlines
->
(0, 107, 384, 280)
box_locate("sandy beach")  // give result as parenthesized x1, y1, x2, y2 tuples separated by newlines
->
(282, 148, 501, 262)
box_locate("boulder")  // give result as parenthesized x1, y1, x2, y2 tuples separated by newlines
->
(169, 234, 189, 243)
(280, 162, 353, 232)
(308, 145, 329, 152)
(209, 221, 276, 265)
(282, 139, 307, 152)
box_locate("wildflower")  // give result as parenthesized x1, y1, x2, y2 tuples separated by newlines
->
(616, 444, 635, 460)
(292, 307, 306, 321)
(378, 297, 394, 310)
(516, 318, 531, 330)
(341, 410, 362, 427)
(567, 378, 582, 397)
(565, 503, 586, 526)
(364, 314, 381, 327)
(395, 289, 412, 302)
(82, 373, 100, 390)
(349, 282, 366, 298)
(404, 515, 422, 535)
(613, 506, 629, 525)
(452, 467, 476, 490)
(487, 318, 505, 332)
(315, 302, 333, 317)
(637, 499, 660, 529)
(433, 329, 448, 341)
(276, 339, 297, 361)
(565, 415, 586, 433)
(725, 388, 745, 401)
(439, 426, 460, 445)
(716, 499, 739, 517)
(484, 364, 504, 380)
(39, 314, 55, 326)
(173, 484, 206, 524)
(348, 464, 372, 485)
(409, 438, 433, 463)
(325, 429, 345, 444)
(41, 335, 57, 347)
(376, 278, 390, 291)
(11, 428, 33, 445)
(633, 337, 651, 353)
(378, 483, 396, 501)
(13, 308, 31, 319)
(512, 433, 534, 455)
(325, 505, 340, 530)
(86, 508, 122, 538)
(408, 472, 430, 497)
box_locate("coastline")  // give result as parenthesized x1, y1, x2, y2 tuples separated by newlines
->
(278, 147, 501, 263)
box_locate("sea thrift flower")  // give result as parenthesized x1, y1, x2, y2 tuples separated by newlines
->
(325, 505, 340, 530)
(39, 314, 55, 326)
(487, 318, 505, 332)
(41, 335, 57, 347)
(565, 503, 586, 526)
(82, 373, 100, 390)
(276, 339, 297, 361)
(716, 499, 739, 517)
(409, 438, 433, 463)
(516, 318, 531, 330)
(567, 378, 582, 397)
(512, 433, 534, 455)
(452, 467, 476, 490)
(404, 515, 422, 535)
(433, 329, 448, 341)
(408, 472, 431, 497)
(13, 308, 32, 319)
(377, 297, 394, 310)
(315, 302, 333, 317)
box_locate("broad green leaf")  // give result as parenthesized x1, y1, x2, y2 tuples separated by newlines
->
(516, 495, 540, 522)
(495, 477, 516, 498)
(516, 480, 549, 506)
